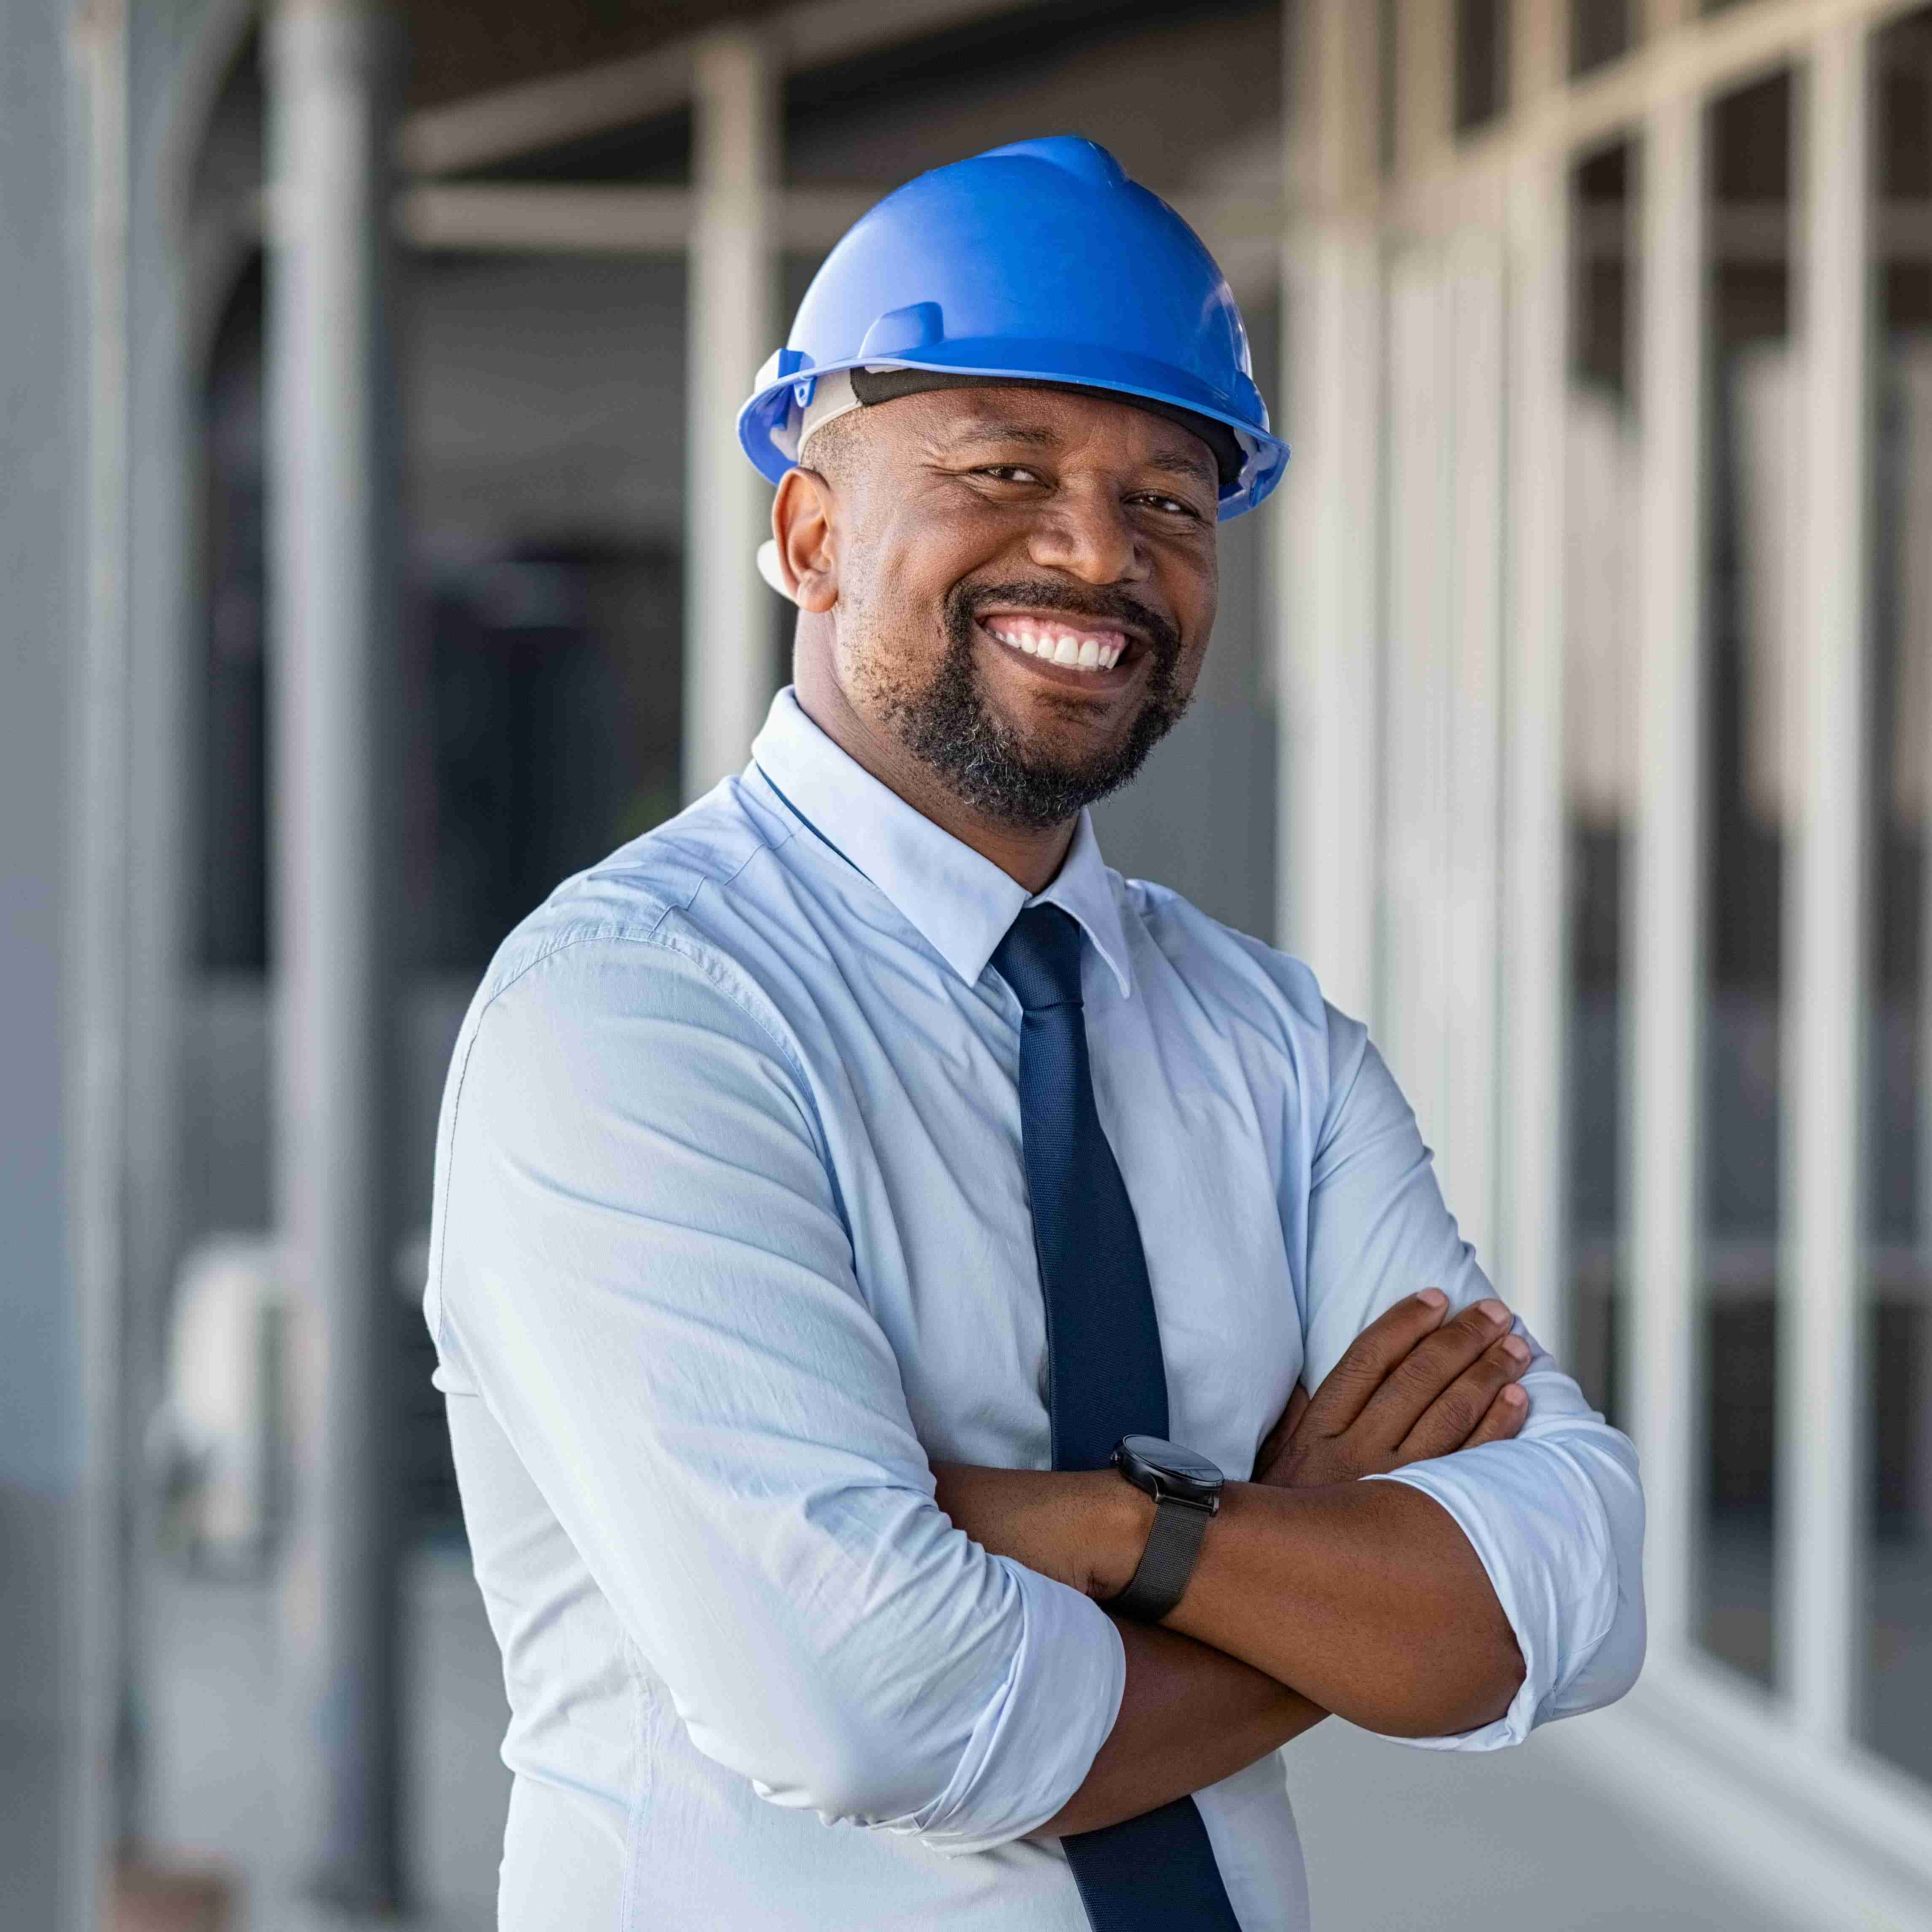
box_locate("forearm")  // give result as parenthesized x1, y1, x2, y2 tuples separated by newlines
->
(1164, 1479, 1523, 1736)
(1036, 1620, 1324, 1839)
(933, 1462, 1521, 1739)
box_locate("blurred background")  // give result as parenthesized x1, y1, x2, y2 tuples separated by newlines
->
(7, 0, 1932, 1925)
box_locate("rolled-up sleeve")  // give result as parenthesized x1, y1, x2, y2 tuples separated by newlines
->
(1297, 1003, 1645, 1750)
(428, 926, 1125, 1850)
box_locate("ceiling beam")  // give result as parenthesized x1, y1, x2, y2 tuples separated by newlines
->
(399, 0, 1046, 177)
(395, 182, 877, 253)
(395, 180, 1287, 269)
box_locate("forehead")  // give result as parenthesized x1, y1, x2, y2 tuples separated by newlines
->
(881, 383, 1219, 485)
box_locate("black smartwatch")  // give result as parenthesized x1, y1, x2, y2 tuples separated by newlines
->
(1103, 1435, 1224, 1622)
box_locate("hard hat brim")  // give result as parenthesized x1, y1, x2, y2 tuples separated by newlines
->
(738, 346, 1289, 520)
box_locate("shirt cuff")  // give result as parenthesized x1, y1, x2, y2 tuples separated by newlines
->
(1363, 1438, 1619, 1752)
(909, 1557, 1126, 1854)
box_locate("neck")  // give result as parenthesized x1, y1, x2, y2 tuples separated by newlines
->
(793, 660, 1076, 895)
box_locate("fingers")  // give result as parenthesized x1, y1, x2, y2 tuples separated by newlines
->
(1281, 1382, 1310, 1438)
(1459, 1381, 1530, 1450)
(1355, 1298, 1518, 1447)
(1300, 1289, 1453, 1434)
(1253, 1380, 1312, 1484)
(1258, 1380, 1310, 1459)
(1393, 1329, 1532, 1463)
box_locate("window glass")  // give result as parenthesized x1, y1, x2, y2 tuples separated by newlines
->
(199, 262, 269, 974)
(1697, 67, 1796, 1690)
(1565, 136, 1640, 1425)
(1379, 0, 1401, 178)
(407, 257, 690, 973)
(1864, 0, 1932, 1785)
(1570, 1, 1634, 78)
(1456, 0, 1510, 131)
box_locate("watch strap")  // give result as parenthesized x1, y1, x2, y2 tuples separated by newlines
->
(1106, 1493, 1213, 1623)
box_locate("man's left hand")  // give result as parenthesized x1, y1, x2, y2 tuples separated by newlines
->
(1254, 1291, 1531, 1490)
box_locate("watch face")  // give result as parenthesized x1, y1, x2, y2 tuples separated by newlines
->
(1116, 1434, 1224, 1502)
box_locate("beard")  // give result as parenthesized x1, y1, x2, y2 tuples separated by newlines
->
(870, 579, 1192, 831)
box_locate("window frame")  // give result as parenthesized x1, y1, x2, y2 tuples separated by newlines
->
(1285, 0, 1932, 1908)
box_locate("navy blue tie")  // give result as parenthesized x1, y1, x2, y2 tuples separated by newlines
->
(993, 904, 1243, 1932)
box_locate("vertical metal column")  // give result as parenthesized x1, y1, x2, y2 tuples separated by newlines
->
(683, 29, 775, 802)
(1381, 250, 1454, 1149)
(1276, 0, 1384, 1022)
(1440, 238, 1507, 1264)
(265, 0, 404, 1910)
(1379, 0, 1454, 1139)
(73, 2, 131, 1924)
(1627, 86, 1708, 1662)
(1500, 0, 1571, 1354)
(1781, 19, 1873, 1747)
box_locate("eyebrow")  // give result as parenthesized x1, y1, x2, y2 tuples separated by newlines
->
(933, 419, 1217, 490)
(1142, 447, 1218, 488)
(932, 418, 1061, 452)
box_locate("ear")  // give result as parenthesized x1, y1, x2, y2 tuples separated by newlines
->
(772, 467, 839, 614)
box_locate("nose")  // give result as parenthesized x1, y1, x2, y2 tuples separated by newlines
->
(1023, 485, 1148, 588)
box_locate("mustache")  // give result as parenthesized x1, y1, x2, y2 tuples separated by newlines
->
(954, 580, 1182, 661)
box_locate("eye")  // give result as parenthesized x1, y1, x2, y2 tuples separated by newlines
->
(974, 464, 1046, 484)
(1133, 491, 1206, 521)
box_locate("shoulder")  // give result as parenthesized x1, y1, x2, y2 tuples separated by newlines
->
(455, 777, 813, 1087)
(475, 778, 787, 997)
(1115, 873, 1326, 1028)
(1114, 873, 1376, 1118)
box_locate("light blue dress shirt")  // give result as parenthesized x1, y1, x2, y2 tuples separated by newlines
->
(426, 686, 1644, 1932)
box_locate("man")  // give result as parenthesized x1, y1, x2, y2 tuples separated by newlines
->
(426, 137, 1643, 1931)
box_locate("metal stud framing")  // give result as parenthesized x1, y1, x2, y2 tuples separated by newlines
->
(266, 0, 405, 1905)
(1277, 0, 1385, 1021)
(1780, 14, 1874, 1749)
(1439, 239, 1508, 1260)
(179, 1, 1932, 1921)
(1626, 78, 1708, 1664)
(1498, 0, 1572, 1351)
(683, 29, 777, 802)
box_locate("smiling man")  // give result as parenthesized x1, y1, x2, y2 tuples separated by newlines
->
(425, 138, 1644, 1932)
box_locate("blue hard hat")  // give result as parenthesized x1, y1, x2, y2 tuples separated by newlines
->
(737, 136, 1288, 519)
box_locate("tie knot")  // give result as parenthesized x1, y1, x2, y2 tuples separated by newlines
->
(993, 903, 1085, 1012)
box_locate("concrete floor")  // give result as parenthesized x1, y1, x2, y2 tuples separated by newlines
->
(141, 1546, 1773, 1932)
(1286, 1717, 1775, 1931)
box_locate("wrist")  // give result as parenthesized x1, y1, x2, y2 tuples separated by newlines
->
(1097, 1477, 1158, 1600)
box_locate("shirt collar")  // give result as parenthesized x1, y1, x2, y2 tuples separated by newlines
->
(748, 687, 1134, 999)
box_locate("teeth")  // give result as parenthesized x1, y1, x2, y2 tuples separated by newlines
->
(985, 621, 1127, 674)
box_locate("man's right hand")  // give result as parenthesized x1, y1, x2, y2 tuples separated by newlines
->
(1253, 1290, 1530, 1489)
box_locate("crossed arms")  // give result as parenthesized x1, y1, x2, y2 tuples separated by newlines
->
(433, 931, 1646, 1854)
(935, 1291, 1540, 1836)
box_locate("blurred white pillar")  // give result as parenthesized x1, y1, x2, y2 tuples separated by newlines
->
(684, 29, 776, 802)
(1439, 239, 1506, 1267)
(1370, 0, 1452, 1111)
(1381, 252, 1453, 1151)
(1781, 19, 1873, 1748)
(1497, 9, 1570, 1350)
(266, 0, 405, 1910)
(1627, 88, 1707, 1661)
(1276, 0, 1382, 1022)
